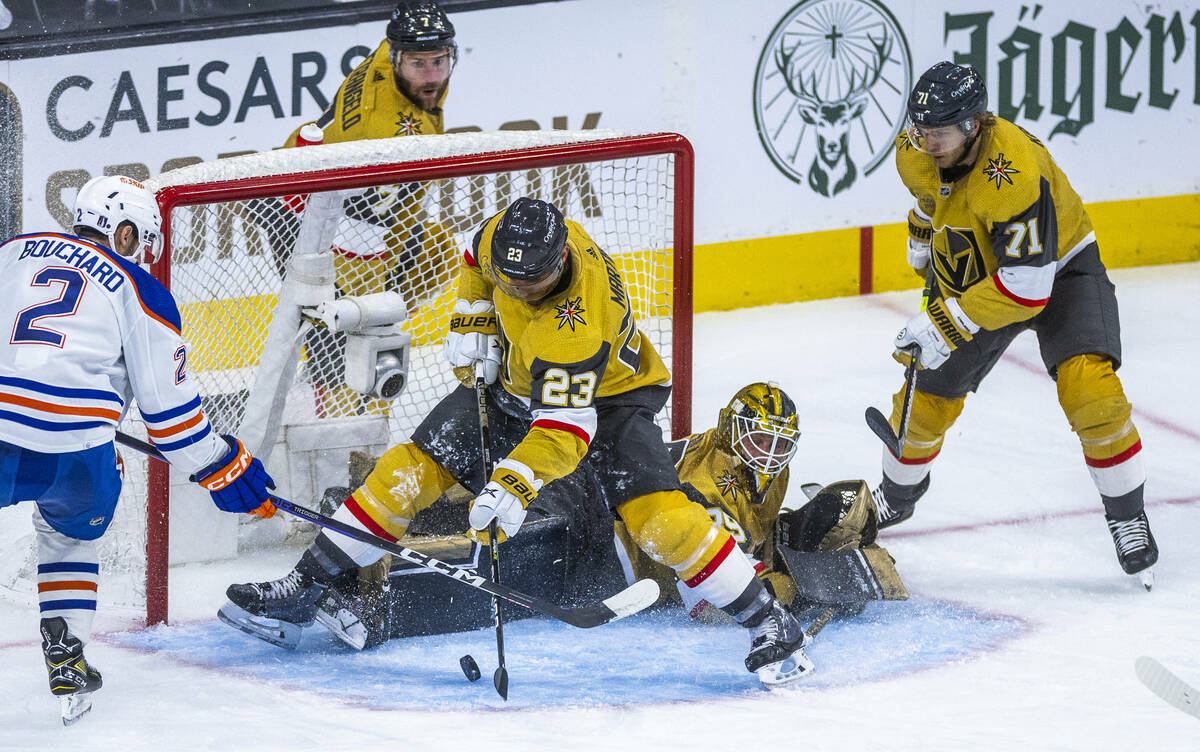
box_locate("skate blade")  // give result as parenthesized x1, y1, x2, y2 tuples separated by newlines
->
(757, 647, 816, 689)
(217, 601, 305, 649)
(315, 605, 367, 651)
(1137, 568, 1155, 591)
(61, 692, 93, 726)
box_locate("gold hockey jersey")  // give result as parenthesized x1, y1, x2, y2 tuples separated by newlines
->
(669, 429, 789, 559)
(895, 117, 1095, 330)
(458, 216, 672, 484)
(283, 40, 446, 146)
(612, 428, 789, 605)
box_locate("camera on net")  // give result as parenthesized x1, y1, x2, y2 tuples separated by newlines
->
(305, 291, 412, 401)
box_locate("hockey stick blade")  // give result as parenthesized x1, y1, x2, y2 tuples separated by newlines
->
(1135, 656, 1200, 720)
(864, 406, 902, 457)
(113, 430, 660, 630)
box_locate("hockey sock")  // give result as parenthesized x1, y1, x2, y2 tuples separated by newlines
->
(34, 512, 98, 645)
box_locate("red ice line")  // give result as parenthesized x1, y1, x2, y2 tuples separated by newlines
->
(883, 494, 1200, 541)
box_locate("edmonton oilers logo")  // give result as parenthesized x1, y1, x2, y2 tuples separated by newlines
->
(753, 0, 912, 197)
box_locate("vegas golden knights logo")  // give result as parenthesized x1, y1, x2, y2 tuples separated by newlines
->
(932, 227, 987, 295)
(753, 0, 912, 197)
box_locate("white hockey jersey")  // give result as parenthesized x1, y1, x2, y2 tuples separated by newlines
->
(0, 231, 226, 473)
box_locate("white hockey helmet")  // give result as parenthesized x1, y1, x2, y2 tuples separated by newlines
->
(73, 175, 163, 264)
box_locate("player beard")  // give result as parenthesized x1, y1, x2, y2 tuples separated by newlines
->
(397, 75, 448, 112)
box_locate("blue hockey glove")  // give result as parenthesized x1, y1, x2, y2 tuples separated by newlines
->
(191, 435, 276, 516)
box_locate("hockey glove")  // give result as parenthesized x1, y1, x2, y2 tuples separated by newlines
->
(191, 435, 277, 516)
(907, 207, 933, 277)
(893, 297, 979, 370)
(444, 299, 502, 385)
(468, 458, 543, 544)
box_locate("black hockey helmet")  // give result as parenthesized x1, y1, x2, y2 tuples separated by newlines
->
(490, 198, 568, 285)
(906, 61, 987, 131)
(387, 1, 456, 53)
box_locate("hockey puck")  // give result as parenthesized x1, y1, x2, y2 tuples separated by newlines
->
(459, 654, 481, 682)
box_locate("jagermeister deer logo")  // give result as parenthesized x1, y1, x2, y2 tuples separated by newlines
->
(753, 0, 912, 197)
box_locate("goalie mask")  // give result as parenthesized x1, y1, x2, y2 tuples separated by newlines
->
(487, 197, 568, 301)
(904, 61, 987, 158)
(718, 382, 800, 479)
(73, 175, 163, 265)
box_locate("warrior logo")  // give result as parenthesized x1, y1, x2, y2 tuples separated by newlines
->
(932, 226, 987, 295)
(553, 296, 587, 331)
(753, 0, 912, 197)
(982, 153, 1020, 190)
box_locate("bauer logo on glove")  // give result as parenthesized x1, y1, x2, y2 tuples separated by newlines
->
(468, 458, 544, 541)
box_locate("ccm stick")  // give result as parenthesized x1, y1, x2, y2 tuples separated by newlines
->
(114, 430, 660, 629)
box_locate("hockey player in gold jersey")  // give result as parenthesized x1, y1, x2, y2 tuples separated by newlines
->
(259, 1, 459, 418)
(873, 62, 1157, 584)
(616, 382, 907, 620)
(221, 199, 814, 687)
(285, 0, 454, 147)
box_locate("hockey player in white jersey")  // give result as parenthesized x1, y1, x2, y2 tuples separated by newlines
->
(0, 175, 277, 725)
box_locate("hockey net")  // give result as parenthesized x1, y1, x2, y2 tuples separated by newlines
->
(75, 130, 692, 626)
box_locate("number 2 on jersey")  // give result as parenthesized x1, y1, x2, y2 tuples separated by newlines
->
(10, 267, 87, 347)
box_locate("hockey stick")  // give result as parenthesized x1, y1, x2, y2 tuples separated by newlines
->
(804, 606, 836, 639)
(1135, 656, 1200, 720)
(113, 430, 660, 629)
(864, 266, 935, 457)
(474, 363, 509, 700)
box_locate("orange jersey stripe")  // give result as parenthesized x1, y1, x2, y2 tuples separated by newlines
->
(38, 581, 99, 593)
(0, 391, 121, 422)
(146, 410, 205, 439)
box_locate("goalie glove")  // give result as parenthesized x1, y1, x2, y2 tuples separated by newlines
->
(444, 299, 502, 385)
(907, 206, 933, 276)
(468, 458, 543, 544)
(894, 297, 979, 370)
(190, 435, 277, 517)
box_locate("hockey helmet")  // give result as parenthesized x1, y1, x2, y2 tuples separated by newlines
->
(717, 382, 800, 477)
(487, 197, 568, 300)
(73, 175, 163, 264)
(905, 61, 988, 153)
(387, 1, 457, 54)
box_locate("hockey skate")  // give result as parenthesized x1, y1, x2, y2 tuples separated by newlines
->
(218, 569, 328, 649)
(41, 617, 102, 726)
(1106, 511, 1158, 591)
(871, 484, 915, 530)
(315, 578, 392, 651)
(745, 599, 815, 688)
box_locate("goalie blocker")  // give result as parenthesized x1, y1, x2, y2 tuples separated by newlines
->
(316, 477, 906, 649)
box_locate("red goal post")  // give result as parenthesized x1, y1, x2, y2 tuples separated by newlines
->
(126, 129, 694, 626)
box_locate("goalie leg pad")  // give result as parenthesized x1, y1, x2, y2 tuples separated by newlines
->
(776, 544, 907, 609)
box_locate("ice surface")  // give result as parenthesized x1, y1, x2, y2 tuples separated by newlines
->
(2, 263, 1198, 750)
